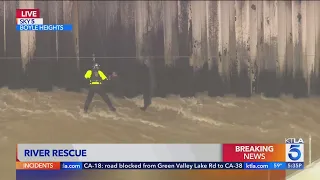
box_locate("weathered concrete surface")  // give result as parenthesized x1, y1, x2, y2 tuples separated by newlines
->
(287, 158, 320, 180)
(0, 1, 320, 97)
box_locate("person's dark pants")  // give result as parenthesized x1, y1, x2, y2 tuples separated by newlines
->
(141, 88, 152, 111)
(140, 62, 154, 111)
(84, 85, 115, 112)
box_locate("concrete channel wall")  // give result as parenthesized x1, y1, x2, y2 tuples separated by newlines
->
(287, 159, 320, 180)
(0, 1, 320, 98)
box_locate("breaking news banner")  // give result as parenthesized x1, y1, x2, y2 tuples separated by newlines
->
(15, 144, 291, 180)
(222, 138, 304, 170)
(16, 142, 303, 170)
(15, 8, 72, 31)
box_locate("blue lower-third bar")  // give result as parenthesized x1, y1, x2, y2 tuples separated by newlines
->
(60, 162, 82, 170)
(244, 162, 268, 170)
(16, 24, 73, 31)
(245, 162, 288, 170)
(286, 162, 304, 170)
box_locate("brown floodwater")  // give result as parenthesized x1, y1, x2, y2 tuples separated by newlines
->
(1, 87, 319, 179)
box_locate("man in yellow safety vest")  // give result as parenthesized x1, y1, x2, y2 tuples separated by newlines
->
(83, 62, 117, 113)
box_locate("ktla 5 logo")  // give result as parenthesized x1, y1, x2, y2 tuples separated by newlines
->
(286, 144, 304, 162)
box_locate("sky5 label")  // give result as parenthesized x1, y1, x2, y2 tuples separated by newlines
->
(285, 144, 304, 162)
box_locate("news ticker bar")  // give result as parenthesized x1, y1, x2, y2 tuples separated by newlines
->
(16, 162, 304, 170)
(16, 24, 73, 31)
(17, 143, 305, 163)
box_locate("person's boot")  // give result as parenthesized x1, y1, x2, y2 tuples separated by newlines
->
(140, 106, 147, 111)
(84, 107, 88, 113)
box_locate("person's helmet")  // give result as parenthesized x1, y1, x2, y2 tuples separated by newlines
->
(92, 63, 100, 70)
